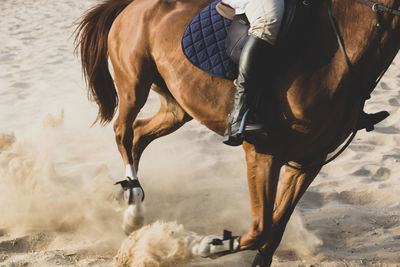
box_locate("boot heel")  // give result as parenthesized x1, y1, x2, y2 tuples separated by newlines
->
(222, 134, 244, 146)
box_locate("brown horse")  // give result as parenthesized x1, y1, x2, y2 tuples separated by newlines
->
(76, 0, 400, 265)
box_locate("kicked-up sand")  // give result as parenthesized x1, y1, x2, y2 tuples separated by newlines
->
(0, 0, 399, 266)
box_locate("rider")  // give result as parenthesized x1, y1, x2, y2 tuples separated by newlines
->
(221, 0, 285, 146)
(221, 0, 389, 146)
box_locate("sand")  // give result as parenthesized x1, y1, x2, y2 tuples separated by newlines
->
(0, 0, 399, 266)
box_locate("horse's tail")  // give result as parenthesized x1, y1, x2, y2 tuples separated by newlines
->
(75, 0, 133, 124)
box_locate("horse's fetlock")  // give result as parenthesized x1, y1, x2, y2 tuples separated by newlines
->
(249, 225, 263, 238)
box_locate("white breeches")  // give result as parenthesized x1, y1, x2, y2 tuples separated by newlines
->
(222, 0, 285, 45)
(245, 0, 285, 45)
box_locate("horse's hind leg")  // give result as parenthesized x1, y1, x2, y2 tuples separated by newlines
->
(111, 54, 156, 234)
(253, 158, 325, 266)
(131, 80, 192, 170)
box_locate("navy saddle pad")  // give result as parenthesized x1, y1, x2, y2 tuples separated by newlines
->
(181, 0, 237, 80)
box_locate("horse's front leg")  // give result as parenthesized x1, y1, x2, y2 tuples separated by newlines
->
(198, 142, 282, 259)
(239, 143, 282, 250)
(252, 158, 325, 266)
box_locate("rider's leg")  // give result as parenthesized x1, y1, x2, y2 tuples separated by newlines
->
(223, 36, 275, 146)
(223, 0, 285, 146)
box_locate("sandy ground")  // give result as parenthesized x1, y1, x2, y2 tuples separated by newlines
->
(1, 0, 399, 266)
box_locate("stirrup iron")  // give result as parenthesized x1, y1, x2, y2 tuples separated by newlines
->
(240, 109, 266, 134)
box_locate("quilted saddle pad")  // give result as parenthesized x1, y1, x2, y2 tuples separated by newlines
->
(181, 0, 237, 80)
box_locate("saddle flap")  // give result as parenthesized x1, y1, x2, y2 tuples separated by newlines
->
(181, 0, 237, 80)
(225, 14, 249, 65)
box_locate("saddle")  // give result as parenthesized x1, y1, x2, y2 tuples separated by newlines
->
(220, 0, 298, 65)
(181, 0, 301, 80)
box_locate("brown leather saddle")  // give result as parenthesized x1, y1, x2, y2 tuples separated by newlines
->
(216, 0, 300, 64)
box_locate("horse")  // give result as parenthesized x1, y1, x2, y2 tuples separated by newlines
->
(75, 0, 400, 265)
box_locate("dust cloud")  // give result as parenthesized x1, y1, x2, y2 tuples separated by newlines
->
(115, 221, 201, 267)
(0, 108, 321, 266)
(0, 114, 124, 254)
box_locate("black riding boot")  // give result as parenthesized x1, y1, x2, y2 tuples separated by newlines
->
(223, 35, 276, 146)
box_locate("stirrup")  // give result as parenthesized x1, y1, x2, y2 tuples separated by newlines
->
(223, 109, 267, 146)
(115, 177, 145, 203)
(240, 109, 267, 133)
(244, 123, 266, 132)
(198, 230, 240, 259)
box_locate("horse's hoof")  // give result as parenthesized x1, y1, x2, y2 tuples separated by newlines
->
(122, 204, 144, 235)
(251, 251, 272, 267)
(198, 235, 221, 258)
(198, 230, 240, 259)
(121, 186, 145, 235)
